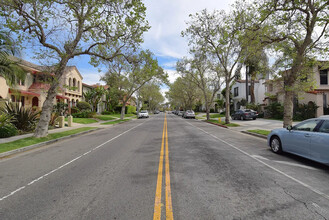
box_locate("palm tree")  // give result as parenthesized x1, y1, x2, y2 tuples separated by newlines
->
(0, 29, 25, 86)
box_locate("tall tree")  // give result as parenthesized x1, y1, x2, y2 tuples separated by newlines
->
(0, 0, 149, 137)
(256, 0, 329, 127)
(166, 76, 201, 111)
(101, 50, 167, 119)
(182, 8, 246, 123)
(176, 53, 222, 120)
(139, 82, 164, 112)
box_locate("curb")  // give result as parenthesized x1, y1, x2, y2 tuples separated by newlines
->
(241, 131, 268, 140)
(0, 127, 103, 159)
(205, 121, 228, 129)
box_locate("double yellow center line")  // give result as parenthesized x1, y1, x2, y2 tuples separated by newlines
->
(153, 114, 174, 220)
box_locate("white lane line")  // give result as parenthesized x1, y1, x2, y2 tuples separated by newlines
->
(185, 121, 329, 201)
(0, 120, 146, 202)
(252, 155, 270, 161)
(252, 155, 318, 170)
(273, 160, 319, 170)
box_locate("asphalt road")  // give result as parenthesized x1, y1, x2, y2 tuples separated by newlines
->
(1, 113, 329, 219)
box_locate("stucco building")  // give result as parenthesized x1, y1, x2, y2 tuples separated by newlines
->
(0, 57, 83, 109)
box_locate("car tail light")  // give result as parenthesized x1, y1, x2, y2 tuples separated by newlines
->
(244, 113, 248, 115)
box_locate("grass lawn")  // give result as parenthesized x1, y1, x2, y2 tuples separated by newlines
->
(102, 114, 135, 118)
(0, 127, 97, 154)
(209, 113, 225, 118)
(247, 129, 271, 136)
(65, 118, 98, 124)
(101, 119, 131, 125)
(93, 115, 116, 121)
(206, 119, 240, 127)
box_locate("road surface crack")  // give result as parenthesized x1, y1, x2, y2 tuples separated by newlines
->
(280, 185, 327, 220)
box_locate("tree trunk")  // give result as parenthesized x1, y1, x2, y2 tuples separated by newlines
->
(34, 60, 68, 137)
(225, 80, 230, 124)
(250, 79, 255, 104)
(206, 104, 210, 121)
(283, 90, 294, 128)
(34, 85, 58, 137)
(120, 101, 126, 120)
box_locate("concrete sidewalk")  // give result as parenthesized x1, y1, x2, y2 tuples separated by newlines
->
(0, 116, 136, 144)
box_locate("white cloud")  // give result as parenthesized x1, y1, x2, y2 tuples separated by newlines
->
(79, 69, 106, 85)
(143, 0, 233, 58)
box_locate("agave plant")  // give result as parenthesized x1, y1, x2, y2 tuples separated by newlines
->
(1, 103, 40, 132)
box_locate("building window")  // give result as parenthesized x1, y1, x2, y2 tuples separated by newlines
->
(73, 78, 76, 88)
(217, 93, 221, 99)
(78, 81, 80, 92)
(248, 86, 251, 95)
(234, 87, 239, 97)
(320, 70, 328, 85)
(21, 96, 25, 107)
(11, 95, 15, 102)
(69, 78, 72, 89)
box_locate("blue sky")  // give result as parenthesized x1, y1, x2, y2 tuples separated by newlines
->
(22, 0, 233, 96)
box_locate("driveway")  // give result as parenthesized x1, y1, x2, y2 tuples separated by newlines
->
(224, 118, 297, 131)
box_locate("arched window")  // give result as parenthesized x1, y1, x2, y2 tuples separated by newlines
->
(73, 78, 76, 88)
(69, 78, 72, 89)
(76, 99, 79, 104)
(77, 81, 80, 92)
(32, 97, 39, 107)
(72, 99, 75, 107)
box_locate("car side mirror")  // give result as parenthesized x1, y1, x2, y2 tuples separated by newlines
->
(287, 125, 293, 131)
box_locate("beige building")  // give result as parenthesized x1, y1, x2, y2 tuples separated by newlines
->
(264, 64, 329, 117)
(0, 57, 83, 110)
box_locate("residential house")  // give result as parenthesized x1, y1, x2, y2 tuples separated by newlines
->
(264, 63, 329, 117)
(0, 57, 83, 110)
(231, 79, 266, 111)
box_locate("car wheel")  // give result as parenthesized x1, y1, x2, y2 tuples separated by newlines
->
(270, 136, 282, 154)
(253, 117, 256, 120)
(240, 116, 244, 120)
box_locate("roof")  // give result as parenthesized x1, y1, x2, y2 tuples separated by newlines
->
(235, 79, 260, 83)
(29, 82, 51, 90)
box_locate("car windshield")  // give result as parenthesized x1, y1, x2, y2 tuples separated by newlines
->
(140, 110, 147, 113)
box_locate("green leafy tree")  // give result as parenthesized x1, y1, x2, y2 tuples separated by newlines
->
(166, 76, 202, 111)
(101, 50, 167, 119)
(176, 52, 222, 120)
(0, 0, 149, 137)
(182, 8, 247, 123)
(255, 0, 329, 127)
(139, 82, 164, 112)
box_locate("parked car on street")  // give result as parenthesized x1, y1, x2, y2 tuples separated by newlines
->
(183, 110, 196, 119)
(268, 117, 329, 166)
(231, 109, 257, 120)
(154, 110, 160, 114)
(138, 110, 149, 119)
(177, 111, 184, 116)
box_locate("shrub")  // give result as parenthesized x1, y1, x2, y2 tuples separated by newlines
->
(71, 106, 80, 114)
(264, 102, 284, 119)
(210, 108, 215, 113)
(53, 102, 68, 116)
(293, 102, 318, 121)
(76, 101, 91, 111)
(0, 124, 17, 138)
(101, 110, 114, 115)
(0, 113, 17, 138)
(126, 105, 136, 114)
(72, 111, 94, 118)
(1, 103, 39, 132)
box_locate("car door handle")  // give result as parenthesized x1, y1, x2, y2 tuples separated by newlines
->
(304, 134, 311, 137)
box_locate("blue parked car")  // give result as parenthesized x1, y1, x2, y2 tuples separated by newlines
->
(268, 116, 329, 165)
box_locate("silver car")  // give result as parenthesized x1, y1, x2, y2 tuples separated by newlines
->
(268, 117, 329, 165)
(138, 110, 149, 119)
(183, 110, 195, 119)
